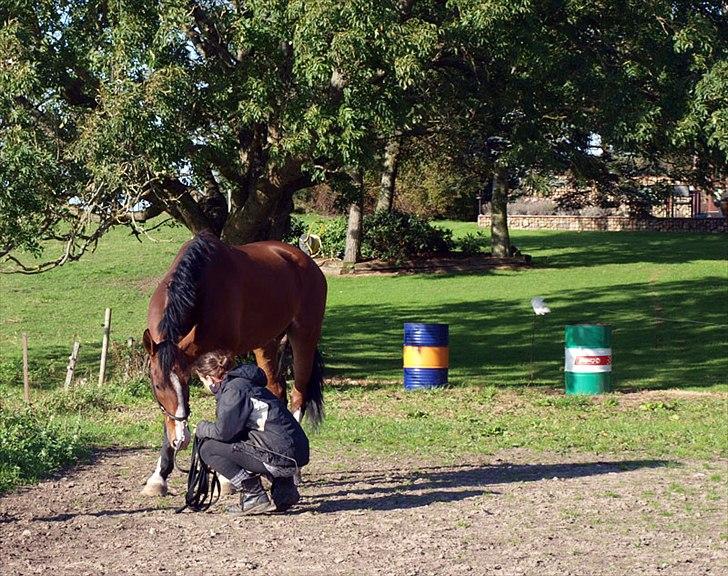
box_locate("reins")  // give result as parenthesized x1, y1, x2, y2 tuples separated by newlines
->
(175, 436, 221, 513)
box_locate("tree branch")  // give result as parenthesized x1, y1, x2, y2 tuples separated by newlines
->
(185, 1, 239, 68)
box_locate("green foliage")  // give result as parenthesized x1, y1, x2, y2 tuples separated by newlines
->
(455, 231, 490, 255)
(37, 386, 115, 414)
(284, 215, 308, 245)
(306, 211, 454, 261)
(395, 156, 482, 220)
(0, 359, 21, 387)
(0, 357, 62, 391)
(639, 401, 680, 412)
(0, 407, 89, 494)
(108, 340, 149, 383)
(306, 217, 349, 259)
(2, 1, 725, 270)
(34, 380, 151, 415)
(361, 211, 453, 261)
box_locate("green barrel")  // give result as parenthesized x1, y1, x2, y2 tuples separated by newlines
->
(564, 324, 612, 395)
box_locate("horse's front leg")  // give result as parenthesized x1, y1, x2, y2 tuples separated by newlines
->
(141, 423, 174, 496)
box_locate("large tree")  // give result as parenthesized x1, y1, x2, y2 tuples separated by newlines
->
(382, 1, 726, 254)
(0, 0, 435, 271)
(1, 1, 724, 271)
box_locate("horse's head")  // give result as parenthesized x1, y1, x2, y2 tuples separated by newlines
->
(143, 328, 198, 451)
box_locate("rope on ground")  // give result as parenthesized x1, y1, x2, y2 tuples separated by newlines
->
(175, 437, 221, 514)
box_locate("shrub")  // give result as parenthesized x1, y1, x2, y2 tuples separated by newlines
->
(303, 212, 454, 262)
(306, 217, 348, 259)
(456, 231, 490, 255)
(35, 378, 151, 415)
(361, 211, 453, 262)
(396, 157, 481, 220)
(578, 206, 613, 217)
(109, 340, 149, 382)
(0, 358, 63, 391)
(37, 385, 115, 413)
(506, 198, 558, 215)
(0, 407, 89, 493)
(115, 377, 152, 400)
(283, 215, 307, 245)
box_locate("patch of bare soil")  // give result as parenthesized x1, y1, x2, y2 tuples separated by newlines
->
(605, 389, 727, 409)
(1, 449, 725, 576)
(316, 254, 531, 276)
(129, 276, 163, 296)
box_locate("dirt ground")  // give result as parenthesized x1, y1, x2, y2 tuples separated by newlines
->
(1, 449, 725, 576)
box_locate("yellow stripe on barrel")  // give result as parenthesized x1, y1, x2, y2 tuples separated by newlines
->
(403, 346, 449, 369)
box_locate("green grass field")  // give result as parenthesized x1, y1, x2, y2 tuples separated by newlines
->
(0, 219, 726, 492)
(1, 220, 725, 390)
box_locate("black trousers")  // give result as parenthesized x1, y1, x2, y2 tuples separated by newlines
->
(198, 438, 269, 481)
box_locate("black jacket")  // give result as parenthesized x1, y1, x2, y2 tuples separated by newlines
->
(196, 364, 309, 470)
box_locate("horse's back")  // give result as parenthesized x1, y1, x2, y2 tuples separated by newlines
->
(232, 240, 327, 298)
(209, 240, 326, 347)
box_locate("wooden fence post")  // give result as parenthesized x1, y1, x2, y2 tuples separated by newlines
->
(65, 340, 81, 390)
(98, 308, 112, 387)
(22, 333, 30, 404)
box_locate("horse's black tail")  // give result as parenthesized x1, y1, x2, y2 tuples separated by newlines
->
(304, 348, 325, 430)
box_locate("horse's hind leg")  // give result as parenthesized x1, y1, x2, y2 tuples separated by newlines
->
(254, 339, 288, 403)
(287, 323, 323, 423)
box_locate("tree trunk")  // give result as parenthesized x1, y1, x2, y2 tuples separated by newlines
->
(490, 169, 511, 257)
(375, 138, 401, 213)
(221, 185, 283, 245)
(220, 158, 310, 245)
(344, 172, 365, 264)
(268, 190, 295, 241)
(198, 169, 229, 236)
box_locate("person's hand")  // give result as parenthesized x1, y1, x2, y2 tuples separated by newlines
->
(195, 421, 209, 438)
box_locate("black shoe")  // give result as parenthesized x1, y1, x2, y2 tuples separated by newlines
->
(271, 477, 300, 512)
(226, 477, 275, 515)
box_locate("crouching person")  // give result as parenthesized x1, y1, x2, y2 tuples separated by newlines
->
(193, 351, 309, 515)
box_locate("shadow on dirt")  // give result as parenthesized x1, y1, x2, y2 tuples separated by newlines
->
(35, 507, 175, 522)
(304, 459, 671, 514)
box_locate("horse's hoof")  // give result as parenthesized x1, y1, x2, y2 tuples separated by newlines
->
(141, 482, 168, 497)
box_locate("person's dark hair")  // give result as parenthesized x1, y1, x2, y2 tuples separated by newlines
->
(194, 350, 233, 380)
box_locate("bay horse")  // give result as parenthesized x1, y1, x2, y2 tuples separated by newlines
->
(140, 230, 327, 496)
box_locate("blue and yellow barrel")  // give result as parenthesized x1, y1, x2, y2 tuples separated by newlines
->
(403, 323, 449, 390)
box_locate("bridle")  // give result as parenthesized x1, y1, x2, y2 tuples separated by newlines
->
(152, 392, 188, 422)
(151, 382, 191, 464)
(149, 339, 190, 423)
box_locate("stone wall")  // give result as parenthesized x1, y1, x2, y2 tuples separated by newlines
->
(477, 214, 728, 233)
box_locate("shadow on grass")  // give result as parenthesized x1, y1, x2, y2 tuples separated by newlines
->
(303, 459, 670, 514)
(323, 274, 726, 390)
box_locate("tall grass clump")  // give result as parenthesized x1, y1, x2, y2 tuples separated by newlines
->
(0, 406, 89, 493)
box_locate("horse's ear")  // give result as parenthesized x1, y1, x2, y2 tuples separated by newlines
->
(177, 325, 199, 358)
(142, 329, 156, 356)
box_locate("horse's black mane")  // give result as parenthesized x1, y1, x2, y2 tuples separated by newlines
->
(157, 230, 219, 376)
